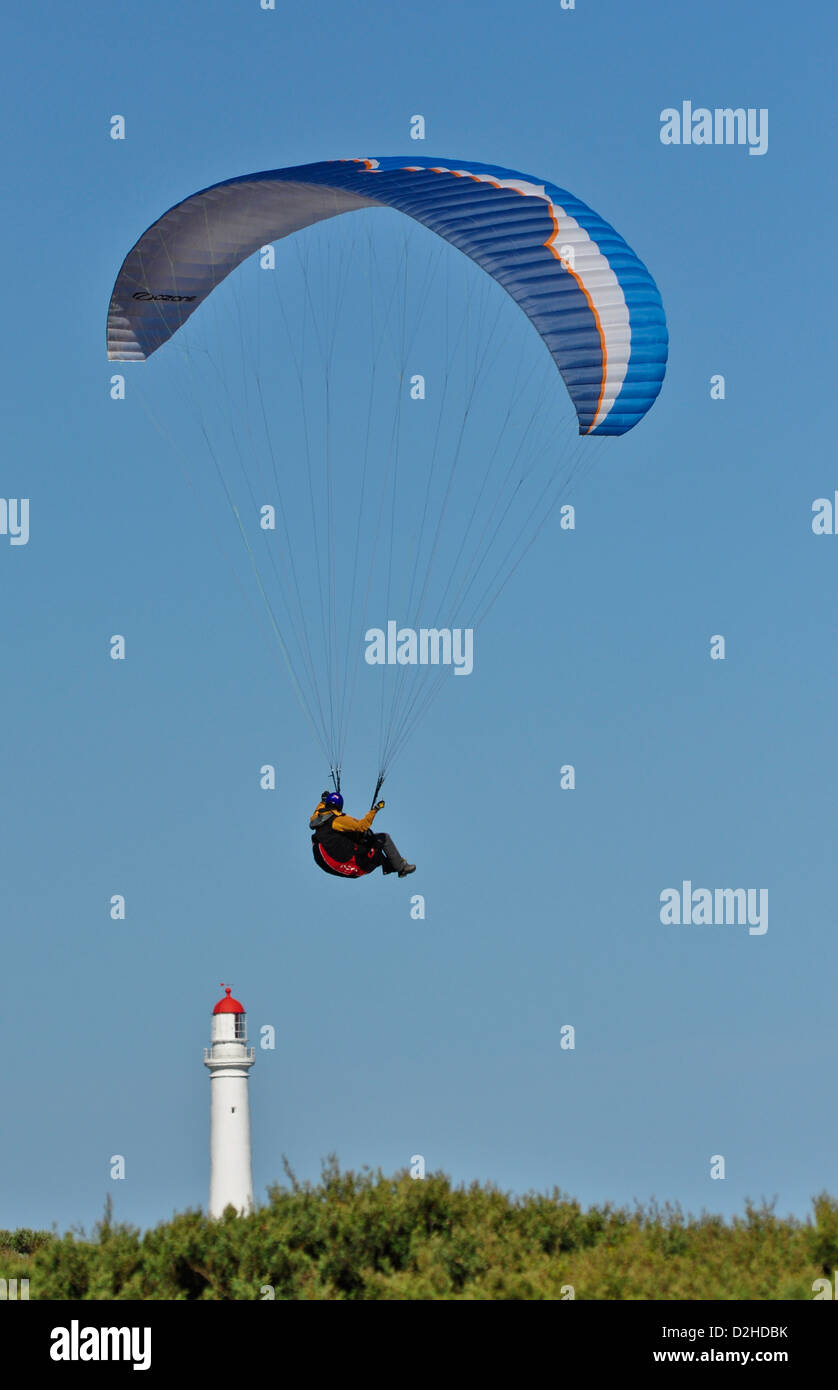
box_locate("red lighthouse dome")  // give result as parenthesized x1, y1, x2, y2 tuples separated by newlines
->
(213, 984, 245, 1015)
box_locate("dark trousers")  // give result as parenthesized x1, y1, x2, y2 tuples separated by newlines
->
(370, 831, 405, 873)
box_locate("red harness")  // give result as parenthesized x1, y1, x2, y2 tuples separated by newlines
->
(314, 840, 377, 878)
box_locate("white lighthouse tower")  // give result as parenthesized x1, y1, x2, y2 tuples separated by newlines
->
(203, 983, 255, 1218)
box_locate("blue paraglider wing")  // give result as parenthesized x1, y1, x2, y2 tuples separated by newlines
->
(107, 155, 667, 436)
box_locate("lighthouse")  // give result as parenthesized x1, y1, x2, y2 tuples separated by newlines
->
(203, 984, 255, 1218)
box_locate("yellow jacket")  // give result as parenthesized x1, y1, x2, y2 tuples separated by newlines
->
(310, 801, 380, 837)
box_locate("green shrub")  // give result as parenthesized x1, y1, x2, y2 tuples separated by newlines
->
(16, 1163, 829, 1301)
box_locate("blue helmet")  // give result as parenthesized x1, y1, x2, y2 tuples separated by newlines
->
(323, 792, 343, 812)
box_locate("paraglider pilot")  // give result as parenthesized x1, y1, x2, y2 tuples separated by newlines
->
(310, 793, 416, 879)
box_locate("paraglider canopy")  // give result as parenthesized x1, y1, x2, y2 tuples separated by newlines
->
(107, 155, 667, 436)
(107, 155, 667, 791)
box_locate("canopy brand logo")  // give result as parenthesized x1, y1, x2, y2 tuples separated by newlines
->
(365, 622, 473, 676)
(660, 103, 768, 155)
(131, 290, 197, 303)
(50, 1321, 151, 1370)
(660, 881, 768, 935)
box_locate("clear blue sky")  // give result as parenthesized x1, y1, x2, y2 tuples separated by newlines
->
(2, 0, 836, 1236)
